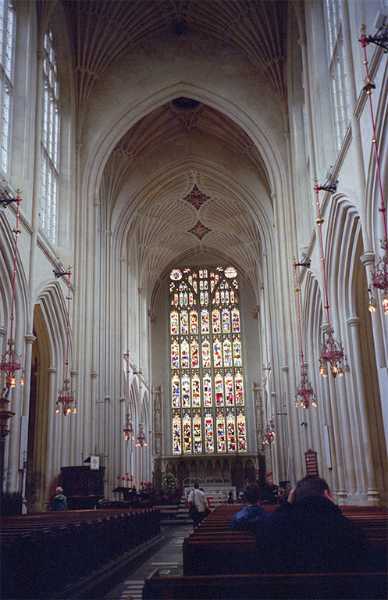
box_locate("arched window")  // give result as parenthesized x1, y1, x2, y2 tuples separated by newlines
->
(0, 0, 15, 174)
(323, 0, 350, 152)
(170, 266, 247, 455)
(40, 30, 60, 243)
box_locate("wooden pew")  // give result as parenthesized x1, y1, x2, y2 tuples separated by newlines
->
(183, 505, 388, 575)
(143, 570, 388, 599)
(1, 507, 160, 599)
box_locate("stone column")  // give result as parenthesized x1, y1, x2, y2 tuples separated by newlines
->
(347, 316, 379, 504)
(45, 367, 57, 493)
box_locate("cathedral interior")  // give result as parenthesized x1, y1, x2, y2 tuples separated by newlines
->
(0, 0, 387, 517)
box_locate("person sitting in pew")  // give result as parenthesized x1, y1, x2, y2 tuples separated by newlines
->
(257, 476, 368, 572)
(230, 484, 267, 532)
(50, 486, 68, 511)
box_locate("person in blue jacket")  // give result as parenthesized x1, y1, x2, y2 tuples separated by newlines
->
(230, 484, 266, 532)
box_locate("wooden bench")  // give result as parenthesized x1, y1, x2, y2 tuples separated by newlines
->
(183, 505, 388, 575)
(1, 507, 160, 599)
(143, 570, 388, 599)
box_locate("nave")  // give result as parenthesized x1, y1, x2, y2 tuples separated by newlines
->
(105, 525, 191, 600)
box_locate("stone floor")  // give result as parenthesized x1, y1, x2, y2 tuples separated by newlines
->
(103, 524, 192, 600)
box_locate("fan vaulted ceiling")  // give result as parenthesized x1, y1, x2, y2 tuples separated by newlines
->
(49, 0, 287, 292)
(103, 99, 267, 292)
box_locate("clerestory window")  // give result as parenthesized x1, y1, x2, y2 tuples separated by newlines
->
(40, 30, 60, 244)
(169, 266, 248, 456)
(324, 0, 350, 152)
(0, 0, 15, 174)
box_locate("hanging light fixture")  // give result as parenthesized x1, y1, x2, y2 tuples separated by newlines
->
(123, 413, 134, 441)
(0, 191, 24, 392)
(262, 419, 276, 446)
(135, 423, 148, 448)
(56, 268, 76, 415)
(359, 26, 388, 314)
(293, 259, 318, 408)
(314, 176, 348, 378)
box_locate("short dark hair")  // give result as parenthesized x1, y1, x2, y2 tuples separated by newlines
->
(244, 484, 260, 504)
(194, 481, 199, 489)
(294, 476, 330, 502)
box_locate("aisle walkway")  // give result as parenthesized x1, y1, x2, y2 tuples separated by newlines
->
(104, 525, 192, 600)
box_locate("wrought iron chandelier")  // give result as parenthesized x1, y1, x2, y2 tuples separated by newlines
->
(123, 413, 134, 442)
(0, 191, 24, 392)
(56, 267, 76, 415)
(360, 26, 388, 315)
(262, 419, 276, 447)
(293, 259, 317, 408)
(314, 177, 348, 378)
(135, 423, 148, 448)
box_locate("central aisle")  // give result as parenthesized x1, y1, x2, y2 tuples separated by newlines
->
(104, 525, 192, 600)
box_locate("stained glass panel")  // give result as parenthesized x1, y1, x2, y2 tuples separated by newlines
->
(225, 373, 234, 406)
(212, 309, 221, 333)
(170, 311, 179, 335)
(172, 375, 180, 408)
(171, 340, 179, 369)
(193, 414, 202, 453)
(183, 414, 192, 453)
(191, 339, 199, 368)
(182, 374, 191, 408)
(216, 413, 226, 452)
(192, 375, 201, 408)
(223, 339, 233, 367)
(204, 413, 214, 452)
(237, 412, 247, 452)
(180, 310, 188, 334)
(169, 266, 247, 455)
(227, 413, 237, 452)
(181, 339, 189, 368)
(222, 309, 230, 333)
(203, 373, 212, 407)
(172, 414, 181, 454)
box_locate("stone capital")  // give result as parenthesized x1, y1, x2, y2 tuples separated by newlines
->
(360, 252, 375, 267)
(25, 334, 36, 344)
(346, 316, 360, 327)
(47, 367, 57, 374)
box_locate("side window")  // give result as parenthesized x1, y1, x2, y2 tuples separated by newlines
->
(323, 0, 350, 152)
(40, 30, 60, 244)
(0, 0, 15, 174)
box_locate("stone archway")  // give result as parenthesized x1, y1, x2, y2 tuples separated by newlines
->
(26, 305, 51, 512)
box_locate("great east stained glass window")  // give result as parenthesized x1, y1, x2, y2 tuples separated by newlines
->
(170, 266, 247, 455)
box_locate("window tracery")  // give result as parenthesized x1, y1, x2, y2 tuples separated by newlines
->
(40, 30, 60, 243)
(170, 266, 247, 455)
(0, 0, 15, 173)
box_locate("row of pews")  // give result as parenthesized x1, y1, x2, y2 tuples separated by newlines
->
(1, 507, 160, 599)
(143, 504, 388, 599)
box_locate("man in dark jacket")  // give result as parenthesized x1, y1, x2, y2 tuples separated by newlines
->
(230, 484, 267, 532)
(257, 476, 367, 572)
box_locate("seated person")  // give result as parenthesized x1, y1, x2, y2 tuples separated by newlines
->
(257, 476, 368, 572)
(50, 486, 68, 511)
(230, 484, 267, 532)
(259, 472, 278, 504)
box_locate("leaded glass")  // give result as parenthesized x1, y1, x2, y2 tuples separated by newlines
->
(170, 311, 179, 335)
(40, 30, 60, 243)
(173, 414, 181, 454)
(182, 414, 192, 453)
(237, 412, 247, 452)
(191, 374, 201, 407)
(191, 339, 199, 369)
(193, 414, 202, 453)
(172, 375, 180, 408)
(169, 266, 247, 455)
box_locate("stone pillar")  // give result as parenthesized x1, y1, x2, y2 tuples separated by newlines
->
(347, 316, 379, 504)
